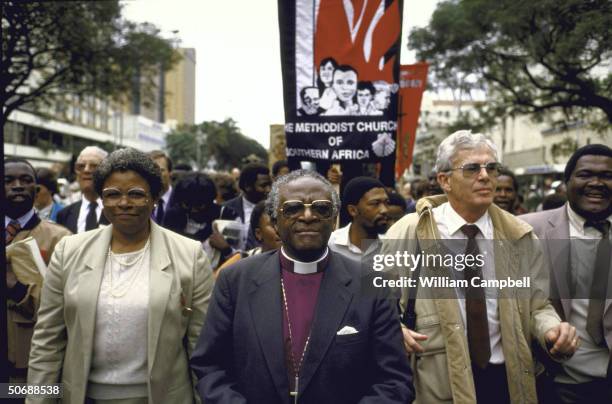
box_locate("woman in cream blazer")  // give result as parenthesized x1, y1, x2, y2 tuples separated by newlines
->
(27, 149, 213, 404)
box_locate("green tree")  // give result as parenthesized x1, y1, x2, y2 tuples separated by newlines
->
(165, 119, 267, 170)
(1, 1, 179, 128)
(409, 0, 612, 128)
(165, 124, 202, 168)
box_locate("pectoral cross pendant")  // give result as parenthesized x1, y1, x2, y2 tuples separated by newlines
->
(290, 376, 299, 404)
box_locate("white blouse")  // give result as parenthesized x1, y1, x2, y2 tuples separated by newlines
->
(88, 242, 150, 399)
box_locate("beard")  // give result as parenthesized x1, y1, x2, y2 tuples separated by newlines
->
(364, 220, 389, 236)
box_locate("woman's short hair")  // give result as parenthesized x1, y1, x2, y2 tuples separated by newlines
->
(250, 201, 268, 232)
(36, 168, 59, 195)
(170, 172, 217, 208)
(435, 130, 498, 173)
(93, 148, 163, 199)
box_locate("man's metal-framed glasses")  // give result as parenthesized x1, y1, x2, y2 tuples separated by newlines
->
(101, 187, 149, 206)
(279, 200, 334, 219)
(447, 162, 503, 178)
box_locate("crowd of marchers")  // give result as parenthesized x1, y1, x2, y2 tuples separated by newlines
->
(5, 131, 611, 404)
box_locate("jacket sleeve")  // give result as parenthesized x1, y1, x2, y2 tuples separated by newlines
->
(358, 293, 415, 403)
(527, 234, 561, 349)
(186, 246, 215, 404)
(190, 269, 247, 404)
(26, 238, 68, 404)
(187, 247, 214, 355)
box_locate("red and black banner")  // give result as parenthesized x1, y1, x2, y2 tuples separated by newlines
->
(278, 0, 403, 164)
(396, 62, 428, 177)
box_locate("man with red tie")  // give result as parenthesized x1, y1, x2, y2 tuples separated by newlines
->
(5, 158, 71, 382)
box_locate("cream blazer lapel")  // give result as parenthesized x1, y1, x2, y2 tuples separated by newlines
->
(147, 221, 172, 373)
(78, 225, 112, 379)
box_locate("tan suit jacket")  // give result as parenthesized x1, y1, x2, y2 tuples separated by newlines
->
(27, 221, 214, 404)
(7, 215, 72, 372)
(382, 195, 561, 404)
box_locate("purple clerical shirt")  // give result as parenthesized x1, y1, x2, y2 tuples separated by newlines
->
(279, 249, 329, 392)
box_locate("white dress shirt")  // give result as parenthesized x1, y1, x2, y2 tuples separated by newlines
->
(154, 186, 172, 219)
(328, 223, 382, 262)
(432, 202, 504, 364)
(77, 196, 103, 234)
(241, 196, 255, 225)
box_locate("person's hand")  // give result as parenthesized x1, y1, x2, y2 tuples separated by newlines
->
(6, 263, 18, 289)
(545, 322, 578, 359)
(326, 166, 342, 185)
(208, 230, 231, 252)
(401, 324, 428, 354)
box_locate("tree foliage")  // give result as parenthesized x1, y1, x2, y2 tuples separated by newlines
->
(409, 0, 612, 127)
(1, 1, 179, 128)
(165, 119, 268, 170)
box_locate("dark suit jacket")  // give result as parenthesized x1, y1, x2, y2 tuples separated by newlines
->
(163, 203, 238, 243)
(190, 250, 414, 404)
(223, 196, 259, 250)
(223, 196, 246, 222)
(56, 200, 109, 234)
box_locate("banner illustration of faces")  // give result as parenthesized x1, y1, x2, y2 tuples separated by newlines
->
(279, 0, 403, 163)
(298, 59, 399, 117)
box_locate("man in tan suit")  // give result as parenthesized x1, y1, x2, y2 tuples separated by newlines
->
(5, 158, 72, 382)
(382, 130, 577, 403)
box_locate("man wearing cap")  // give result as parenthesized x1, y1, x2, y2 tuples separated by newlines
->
(5, 158, 72, 382)
(328, 176, 391, 262)
(521, 144, 612, 403)
(382, 130, 577, 403)
(191, 170, 414, 403)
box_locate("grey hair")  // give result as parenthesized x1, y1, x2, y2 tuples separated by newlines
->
(434, 130, 498, 173)
(78, 145, 108, 161)
(93, 148, 163, 200)
(265, 169, 340, 220)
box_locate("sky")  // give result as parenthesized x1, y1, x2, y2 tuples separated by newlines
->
(122, 0, 440, 148)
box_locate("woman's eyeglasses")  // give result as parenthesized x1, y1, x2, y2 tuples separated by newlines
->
(279, 200, 334, 219)
(447, 162, 503, 178)
(102, 187, 149, 206)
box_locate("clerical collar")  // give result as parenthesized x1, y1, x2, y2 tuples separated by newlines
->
(280, 247, 329, 274)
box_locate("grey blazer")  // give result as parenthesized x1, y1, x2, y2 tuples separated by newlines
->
(521, 205, 612, 352)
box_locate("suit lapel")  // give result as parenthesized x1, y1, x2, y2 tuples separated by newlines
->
(237, 197, 245, 223)
(544, 208, 572, 319)
(78, 225, 112, 376)
(298, 254, 353, 395)
(147, 222, 172, 372)
(68, 202, 81, 233)
(248, 253, 288, 400)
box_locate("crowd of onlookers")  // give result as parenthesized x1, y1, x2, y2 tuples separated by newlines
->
(5, 135, 611, 403)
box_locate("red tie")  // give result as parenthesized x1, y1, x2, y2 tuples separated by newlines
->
(6, 220, 21, 244)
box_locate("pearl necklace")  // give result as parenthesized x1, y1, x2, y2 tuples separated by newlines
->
(107, 239, 150, 298)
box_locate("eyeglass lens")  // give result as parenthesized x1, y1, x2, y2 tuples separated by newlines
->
(282, 200, 333, 218)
